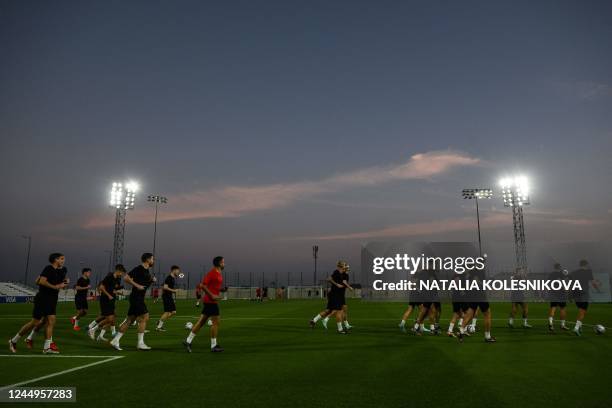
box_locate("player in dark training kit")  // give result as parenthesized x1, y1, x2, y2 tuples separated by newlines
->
(570, 259, 600, 336)
(156, 266, 181, 331)
(9, 253, 68, 354)
(183, 256, 225, 353)
(111, 253, 156, 351)
(309, 261, 350, 334)
(88, 265, 126, 341)
(547, 263, 569, 332)
(71, 268, 92, 331)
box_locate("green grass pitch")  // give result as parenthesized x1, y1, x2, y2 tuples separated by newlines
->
(1, 299, 611, 408)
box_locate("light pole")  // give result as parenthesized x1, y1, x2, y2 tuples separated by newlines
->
(146, 195, 167, 282)
(22, 235, 31, 285)
(109, 181, 138, 267)
(312, 245, 319, 285)
(461, 189, 493, 256)
(499, 176, 530, 271)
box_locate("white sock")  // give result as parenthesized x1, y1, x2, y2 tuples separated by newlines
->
(186, 332, 196, 344)
(313, 315, 322, 323)
(343, 321, 349, 328)
(575, 320, 582, 330)
(400, 319, 406, 327)
(523, 318, 528, 326)
(113, 332, 124, 342)
(548, 317, 553, 325)
(430, 324, 435, 331)
(88, 321, 98, 330)
(74, 318, 79, 327)
(323, 316, 330, 323)
(485, 331, 491, 339)
(413, 322, 419, 331)
(27, 330, 36, 341)
(508, 318, 514, 325)
(11, 334, 21, 343)
(337, 322, 343, 331)
(471, 318, 477, 328)
(560, 320, 566, 327)
(111, 326, 116, 335)
(43, 339, 51, 349)
(99, 329, 106, 338)
(448, 322, 455, 332)
(458, 318, 463, 326)
(211, 338, 217, 349)
(137, 332, 145, 345)
(157, 320, 164, 329)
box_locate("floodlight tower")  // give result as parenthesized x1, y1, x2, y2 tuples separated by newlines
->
(146, 195, 168, 279)
(109, 181, 138, 267)
(499, 176, 530, 271)
(462, 188, 493, 256)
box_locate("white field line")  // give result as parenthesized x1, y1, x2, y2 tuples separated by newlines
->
(0, 355, 124, 390)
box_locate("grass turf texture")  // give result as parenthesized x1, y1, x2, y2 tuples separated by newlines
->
(1, 299, 611, 408)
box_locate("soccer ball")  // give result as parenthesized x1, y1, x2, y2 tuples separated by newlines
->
(185, 322, 193, 330)
(594, 324, 606, 335)
(467, 325, 476, 334)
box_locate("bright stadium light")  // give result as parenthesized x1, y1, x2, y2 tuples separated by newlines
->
(499, 176, 530, 207)
(498, 175, 530, 272)
(109, 180, 139, 266)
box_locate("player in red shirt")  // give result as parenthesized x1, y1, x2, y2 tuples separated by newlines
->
(183, 256, 225, 353)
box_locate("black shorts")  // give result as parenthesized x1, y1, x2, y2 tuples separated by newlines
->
(409, 301, 421, 307)
(470, 302, 490, 313)
(32, 294, 58, 320)
(421, 302, 432, 309)
(127, 298, 148, 316)
(453, 302, 472, 313)
(202, 303, 220, 317)
(326, 296, 343, 311)
(576, 302, 589, 310)
(550, 301, 567, 308)
(163, 296, 176, 312)
(75, 297, 88, 310)
(100, 298, 116, 316)
(433, 302, 441, 311)
(196, 293, 201, 300)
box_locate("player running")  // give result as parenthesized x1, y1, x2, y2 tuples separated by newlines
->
(508, 267, 531, 328)
(71, 267, 92, 331)
(156, 265, 180, 332)
(110, 253, 156, 351)
(547, 263, 569, 332)
(9, 253, 68, 354)
(88, 265, 126, 341)
(322, 262, 354, 330)
(457, 266, 496, 343)
(570, 259, 600, 336)
(309, 261, 349, 333)
(183, 256, 225, 353)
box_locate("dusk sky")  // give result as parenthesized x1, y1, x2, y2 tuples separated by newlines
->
(1, 1, 611, 285)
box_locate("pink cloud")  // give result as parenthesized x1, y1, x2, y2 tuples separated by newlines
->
(83, 150, 481, 228)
